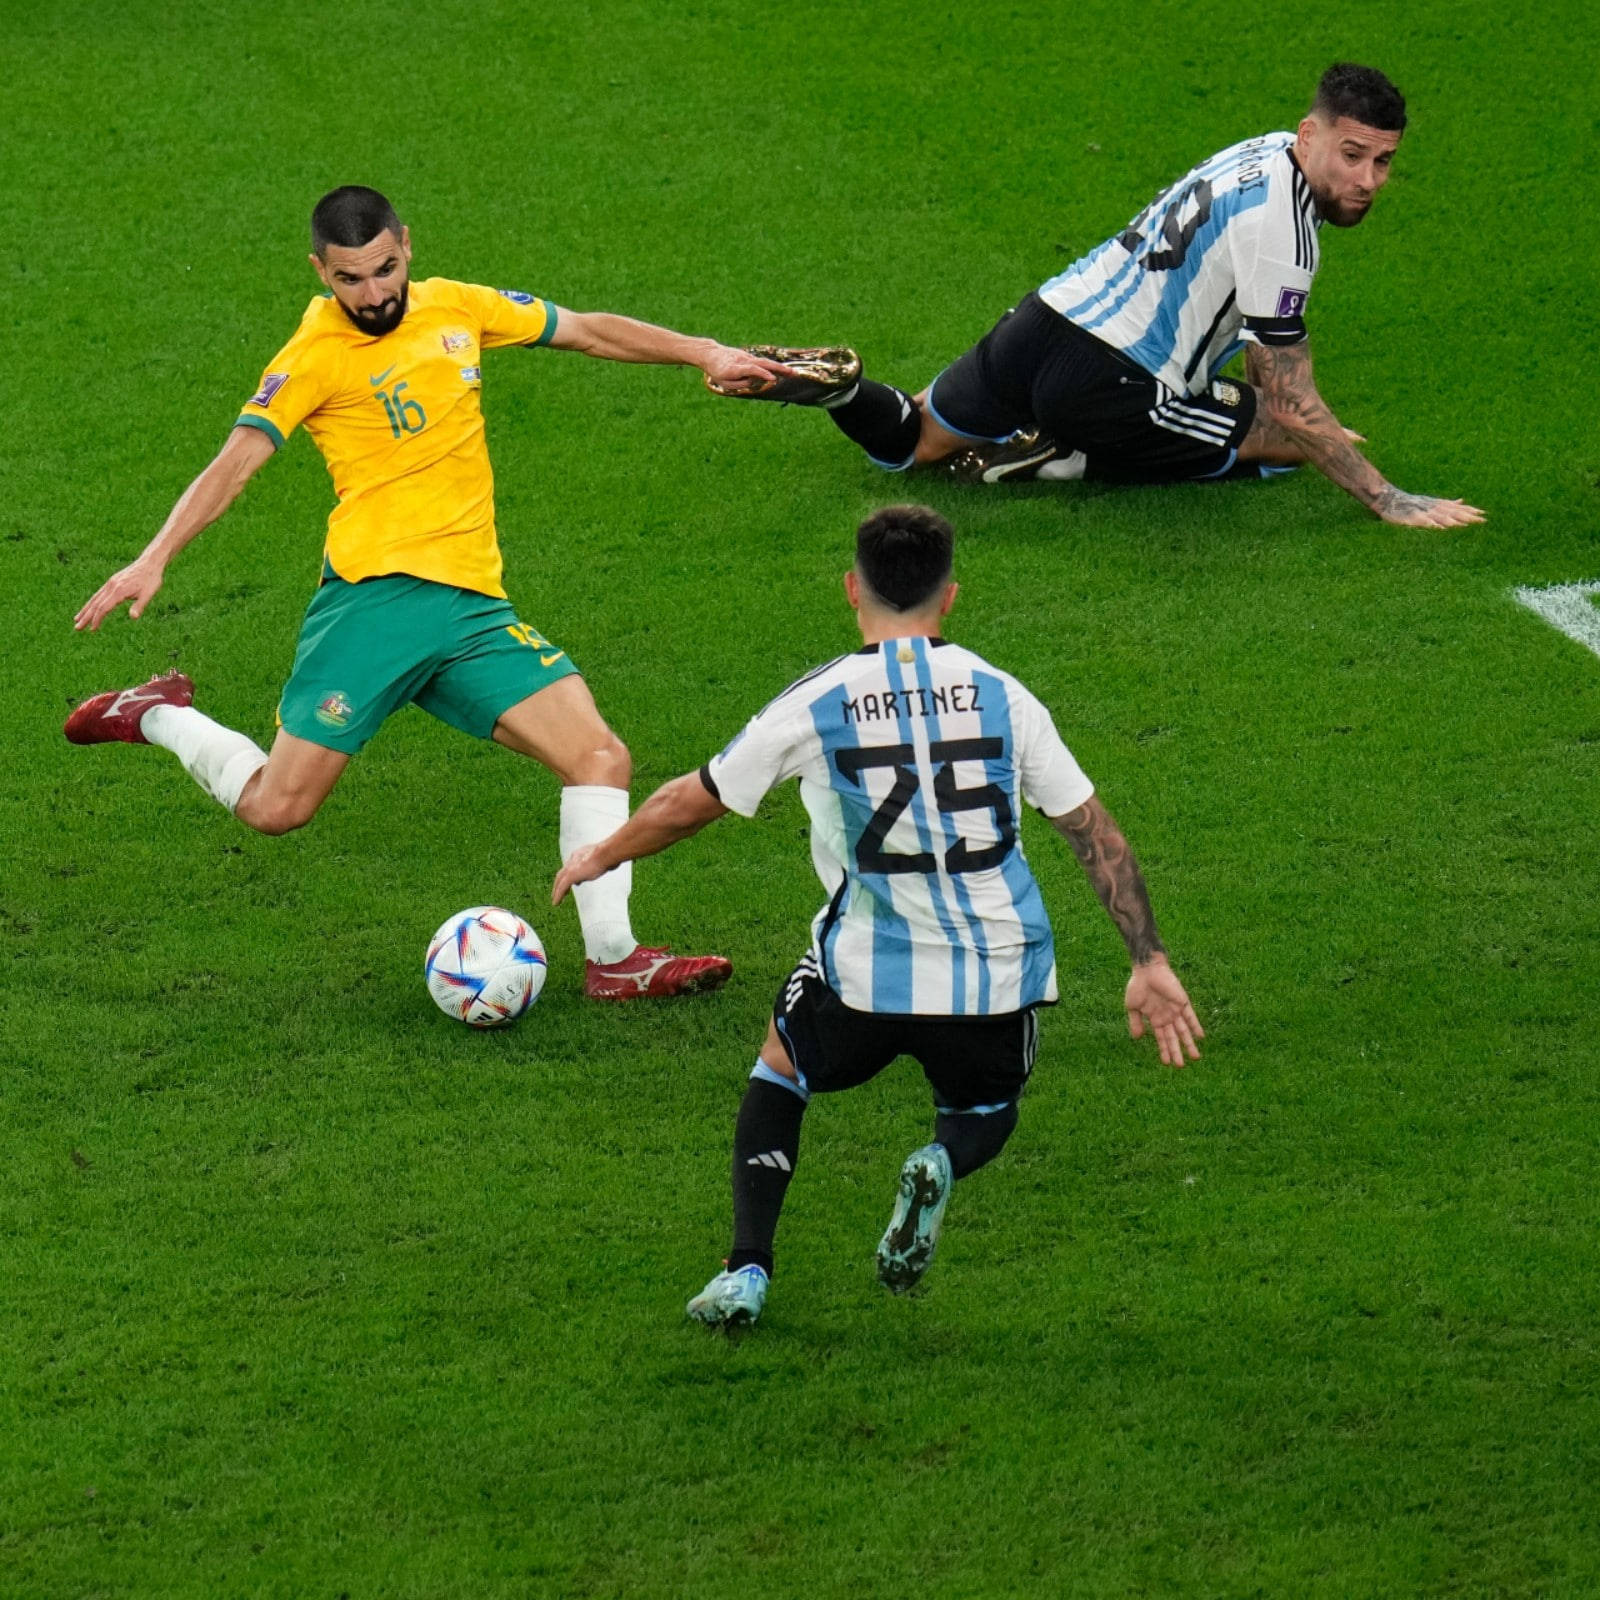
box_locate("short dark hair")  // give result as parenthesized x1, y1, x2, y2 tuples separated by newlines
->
(1312, 64, 1407, 132)
(855, 505, 954, 612)
(311, 186, 404, 257)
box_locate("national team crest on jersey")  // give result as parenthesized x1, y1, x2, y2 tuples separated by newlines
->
(1276, 286, 1308, 318)
(497, 289, 535, 305)
(315, 691, 354, 729)
(440, 330, 472, 353)
(250, 372, 289, 407)
(1213, 380, 1242, 408)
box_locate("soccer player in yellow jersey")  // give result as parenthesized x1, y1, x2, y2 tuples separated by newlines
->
(66, 185, 793, 1000)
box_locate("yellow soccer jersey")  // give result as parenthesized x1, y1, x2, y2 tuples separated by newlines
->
(235, 277, 557, 598)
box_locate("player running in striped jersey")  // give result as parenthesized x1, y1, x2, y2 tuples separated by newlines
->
(65, 185, 796, 999)
(713, 65, 1483, 531)
(553, 505, 1202, 1327)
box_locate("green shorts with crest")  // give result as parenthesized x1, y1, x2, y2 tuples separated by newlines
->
(278, 573, 579, 755)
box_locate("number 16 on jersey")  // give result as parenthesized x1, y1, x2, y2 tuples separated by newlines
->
(375, 381, 427, 438)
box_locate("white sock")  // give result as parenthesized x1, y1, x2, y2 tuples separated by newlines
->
(1037, 449, 1089, 482)
(559, 785, 636, 964)
(141, 704, 269, 814)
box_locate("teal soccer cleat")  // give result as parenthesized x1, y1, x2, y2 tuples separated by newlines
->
(686, 1263, 770, 1328)
(876, 1143, 954, 1294)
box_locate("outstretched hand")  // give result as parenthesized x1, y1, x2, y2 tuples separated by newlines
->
(700, 345, 800, 396)
(552, 844, 610, 906)
(1373, 488, 1486, 529)
(1125, 960, 1204, 1067)
(74, 556, 165, 632)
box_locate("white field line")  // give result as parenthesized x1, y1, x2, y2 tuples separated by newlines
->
(1513, 581, 1600, 661)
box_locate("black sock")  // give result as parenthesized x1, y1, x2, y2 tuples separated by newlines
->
(934, 1102, 1019, 1180)
(822, 378, 922, 469)
(726, 1077, 807, 1276)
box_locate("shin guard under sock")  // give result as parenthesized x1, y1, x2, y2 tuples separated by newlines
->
(727, 1073, 807, 1275)
(139, 704, 269, 814)
(934, 1101, 1020, 1180)
(822, 379, 922, 469)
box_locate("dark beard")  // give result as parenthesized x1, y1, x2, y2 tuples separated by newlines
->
(1313, 190, 1371, 228)
(341, 280, 409, 336)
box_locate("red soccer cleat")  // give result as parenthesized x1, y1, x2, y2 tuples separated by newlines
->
(584, 945, 733, 1001)
(64, 671, 194, 745)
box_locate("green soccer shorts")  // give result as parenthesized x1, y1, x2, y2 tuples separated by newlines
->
(277, 573, 580, 755)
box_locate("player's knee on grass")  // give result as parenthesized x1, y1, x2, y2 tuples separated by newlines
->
(912, 395, 968, 467)
(1237, 398, 1310, 467)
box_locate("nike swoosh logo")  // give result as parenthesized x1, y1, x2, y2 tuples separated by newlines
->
(369, 366, 396, 386)
(108, 688, 164, 717)
(540, 651, 565, 667)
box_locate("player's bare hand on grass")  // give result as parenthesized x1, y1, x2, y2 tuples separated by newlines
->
(701, 345, 799, 396)
(1373, 489, 1486, 529)
(552, 845, 609, 905)
(75, 557, 166, 631)
(1125, 960, 1203, 1067)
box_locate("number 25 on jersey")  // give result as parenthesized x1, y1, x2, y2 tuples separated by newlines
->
(837, 738, 1016, 876)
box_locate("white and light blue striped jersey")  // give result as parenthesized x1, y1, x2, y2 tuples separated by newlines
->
(702, 636, 1094, 1017)
(1039, 132, 1321, 395)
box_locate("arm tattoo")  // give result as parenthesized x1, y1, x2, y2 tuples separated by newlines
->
(1056, 797, 1165, 965)
(1372, 486, 1442, 521)
(1239, 404, 1302, 459)
(1248, 341, 1390, 510)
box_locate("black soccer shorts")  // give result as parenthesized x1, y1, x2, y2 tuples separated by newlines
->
(771, 955, 1040, 1114)
(925, 291, 1258, 482)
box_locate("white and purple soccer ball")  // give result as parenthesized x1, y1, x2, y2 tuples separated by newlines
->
(425, 906, 547, 1027)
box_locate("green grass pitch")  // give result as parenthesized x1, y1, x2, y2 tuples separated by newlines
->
(5, 1, 1600, 1594)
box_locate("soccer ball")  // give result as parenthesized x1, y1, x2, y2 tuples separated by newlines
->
(425, 906, 547, 1027)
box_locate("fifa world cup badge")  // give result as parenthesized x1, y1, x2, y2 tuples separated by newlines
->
(249, 372, 289, 408)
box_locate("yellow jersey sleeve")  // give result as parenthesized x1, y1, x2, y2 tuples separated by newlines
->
(235, 299, 337, 449)
(451, 282, 559, 350)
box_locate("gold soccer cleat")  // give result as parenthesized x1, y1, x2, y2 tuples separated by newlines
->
(707, 345, 862, 405)
(941, 429, 1064, 485)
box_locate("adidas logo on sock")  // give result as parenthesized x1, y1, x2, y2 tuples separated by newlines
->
(746, 1150, 792, 1171)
